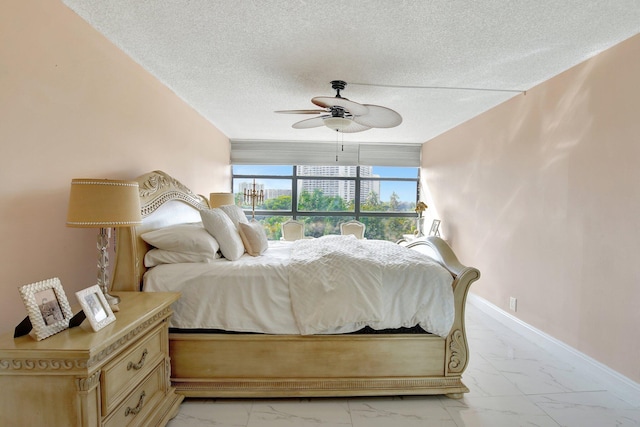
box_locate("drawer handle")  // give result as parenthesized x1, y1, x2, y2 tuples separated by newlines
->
(127, 349, 148, 371)
(125, 391, 146, 416)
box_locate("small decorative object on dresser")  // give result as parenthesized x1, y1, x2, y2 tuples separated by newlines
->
(18, 277, 73, 341)
(76, 284, 116, 332)
(243, 179, 264, 219)
(0, 292, 183, 427)
(430, 219, 441, 237)
(414, 201, 428, 236)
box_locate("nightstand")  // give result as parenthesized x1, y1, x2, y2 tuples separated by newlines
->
(0, 292, 183, 427)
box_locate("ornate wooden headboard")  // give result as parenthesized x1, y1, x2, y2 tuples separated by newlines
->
(111, 171, 210, 292)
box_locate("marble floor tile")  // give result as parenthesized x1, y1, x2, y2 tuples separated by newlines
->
(468, 330, 550, 362)
(167, 399, 252, 427)
(530, 391, 640, 427)
(485, 357, 606, 395)
(442, 396, 561, 427)
(349, 395, 457, 427)
(246, 398, 352, 427)
(462, 354, 523, 398)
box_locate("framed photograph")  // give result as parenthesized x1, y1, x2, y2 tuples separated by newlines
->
(429, 219, 441, 237)
(76, 285, 116, 332)
(19, 277, 73, 341)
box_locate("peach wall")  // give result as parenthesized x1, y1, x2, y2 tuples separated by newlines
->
(422, 34, 640, 382)
(0, 1, 230, 333)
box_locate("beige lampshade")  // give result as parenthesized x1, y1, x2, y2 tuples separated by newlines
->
(66, 179, 142, 227)
(209, 192, 234, 208)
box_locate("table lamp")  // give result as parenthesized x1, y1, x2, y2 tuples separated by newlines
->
(66, 179, 142, 309)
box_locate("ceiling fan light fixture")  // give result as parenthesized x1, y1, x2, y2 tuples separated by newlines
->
(323, 116, 352, 132)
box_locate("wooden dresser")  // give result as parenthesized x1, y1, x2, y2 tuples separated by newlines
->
(0, 292, 183, 427)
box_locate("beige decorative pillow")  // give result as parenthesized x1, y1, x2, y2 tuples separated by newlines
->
(237, 220, 269, 256)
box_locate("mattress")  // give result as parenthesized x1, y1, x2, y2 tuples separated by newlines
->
(143, 238, 455, 337)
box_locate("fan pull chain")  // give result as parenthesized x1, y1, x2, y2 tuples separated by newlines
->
(335, 130, 345, 162)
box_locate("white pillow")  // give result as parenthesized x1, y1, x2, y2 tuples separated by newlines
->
(219, 204, 249, 228)
(200, 208, 245, 261)
(140, 223, 220, 258)
(144, 248, 218, 267)
(238, 220, 269, 256)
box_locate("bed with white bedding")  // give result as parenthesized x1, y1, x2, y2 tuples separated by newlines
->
(112, 170, 481, 398)
(144, 237, 455, 336)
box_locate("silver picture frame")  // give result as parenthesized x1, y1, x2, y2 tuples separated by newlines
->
(75, 285, 116, 332)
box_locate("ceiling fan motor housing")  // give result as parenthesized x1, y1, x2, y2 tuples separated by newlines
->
(330, 80, 347, 97)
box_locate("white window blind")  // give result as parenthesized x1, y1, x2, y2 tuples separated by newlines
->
(357, 143, 421, 166)
(231, 140, 421, 167)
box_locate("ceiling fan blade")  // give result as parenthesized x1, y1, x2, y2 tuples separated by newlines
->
(292, 116, 327, 129)
(311, 96, 369, 116)
(275, 109, 326, 114)
(352, 104, 403, 128)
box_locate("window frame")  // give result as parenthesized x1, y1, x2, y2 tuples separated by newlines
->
(232, 165, 420, 239)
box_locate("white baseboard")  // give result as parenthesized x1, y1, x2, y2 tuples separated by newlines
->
(467, 293, 640, 407)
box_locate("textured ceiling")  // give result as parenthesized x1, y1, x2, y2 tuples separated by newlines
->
(62, 1, 639, 144)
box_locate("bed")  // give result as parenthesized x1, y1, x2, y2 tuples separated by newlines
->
(112, 170, 480, 398)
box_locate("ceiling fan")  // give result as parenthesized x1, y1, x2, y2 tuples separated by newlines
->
(276, 80, 402, 133)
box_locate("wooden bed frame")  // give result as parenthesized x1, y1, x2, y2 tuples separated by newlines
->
(112, 170, 480, 399)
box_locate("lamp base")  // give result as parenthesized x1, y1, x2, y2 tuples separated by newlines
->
(97, 227, 120, 311)
(104, 293, 120, 312)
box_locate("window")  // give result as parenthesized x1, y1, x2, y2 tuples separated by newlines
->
(232, 165, 419, 241)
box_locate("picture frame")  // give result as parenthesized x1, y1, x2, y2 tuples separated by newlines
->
(75, 285, 116, 332)
(429, 219, 441, 237)
(19, 277, 73, 341)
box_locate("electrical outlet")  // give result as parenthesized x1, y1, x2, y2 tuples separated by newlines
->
(509, 297, 517, 312)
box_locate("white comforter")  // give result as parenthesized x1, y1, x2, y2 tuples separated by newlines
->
(143, 236, 455, 337)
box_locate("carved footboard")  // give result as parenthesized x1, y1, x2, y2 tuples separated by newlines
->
(406, 237, 481, 397)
